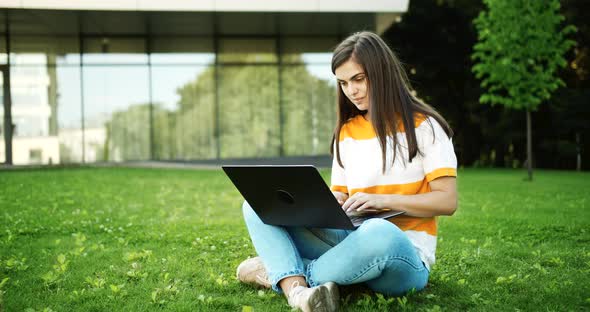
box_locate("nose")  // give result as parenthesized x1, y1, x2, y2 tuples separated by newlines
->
(347, 83, 358, 96)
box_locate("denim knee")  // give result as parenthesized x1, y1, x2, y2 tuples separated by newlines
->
(242, 201, 260, 223)
(355, 219, 402, 256)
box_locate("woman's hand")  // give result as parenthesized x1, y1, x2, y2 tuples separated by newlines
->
(341, 192, 392, 214)
(338, 177, 457, 218)
(332, 191, 349, 206)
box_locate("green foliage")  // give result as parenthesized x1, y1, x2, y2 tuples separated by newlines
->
(281, 65, 337, 156)
(0, 168, 588, 311)
(109, 104, 151, 161)
(472, 0, 576, 110)
(107, 54, 336, 161)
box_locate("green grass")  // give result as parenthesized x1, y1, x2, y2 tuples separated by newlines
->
(0, 167, 589, 311)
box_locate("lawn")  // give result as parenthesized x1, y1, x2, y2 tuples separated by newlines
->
(0, 167, 588, 311)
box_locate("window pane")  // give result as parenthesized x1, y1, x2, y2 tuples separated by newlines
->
(10, 36, 80, 65)
(0, 36, 6, 64)
(83, 38, 148, 64)
(219, 65, 279, 158)
(10, 65, 51, 136)
(151, 65, 216, 160)
(1, 64, 81, 164)
(83, 65, 150, 162)
(150, 37, 214, 65)
(281, 37, 339, 64)
(282, 64, 337, 156)
(218, 39, 277, 64)
(57, 66, 83, 163)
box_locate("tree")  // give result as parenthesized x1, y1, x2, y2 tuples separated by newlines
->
(383, 0, 486, 167)
(146, 54, 336, 161)
(472, 0, 576, 180)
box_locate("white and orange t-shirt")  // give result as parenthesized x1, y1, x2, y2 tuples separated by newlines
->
(330, 114, 457, 270)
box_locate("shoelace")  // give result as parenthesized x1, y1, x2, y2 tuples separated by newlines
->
(287, 280, 304, 306)
(255, 274, 272, 287)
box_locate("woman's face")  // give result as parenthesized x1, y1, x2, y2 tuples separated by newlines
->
(335, 58, 369, 112)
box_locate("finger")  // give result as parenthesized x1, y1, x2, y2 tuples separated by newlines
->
(352, 196, 368, 210)
(345, 200, 357, 212)
(342, 198, 352, 210)
(342, 196, 356, 210)
(357, 202, 372, 211)
(344, 198, 359, 212)
(356, 202, 367, 211)
(359, 197, 378, 210)
(348, 198, 366, 212)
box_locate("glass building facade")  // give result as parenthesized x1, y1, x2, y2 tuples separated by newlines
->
(0, 10, 376, 164)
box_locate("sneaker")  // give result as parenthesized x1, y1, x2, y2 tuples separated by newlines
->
(287, 281, 339, 312)
(323, 282, 339, 311)
(236, 257, 272, 289)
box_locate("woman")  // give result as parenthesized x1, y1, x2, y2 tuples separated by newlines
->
(236, 31, 457, 312)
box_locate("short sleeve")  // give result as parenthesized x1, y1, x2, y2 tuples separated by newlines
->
(417, 118, 457, 182)
(330, 144, 348, 194)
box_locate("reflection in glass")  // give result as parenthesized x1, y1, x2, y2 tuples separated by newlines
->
(0, 36, 6, 64)
(56, 66, 83, 163)
(219, 65, 280, 158)
(282, 64, 336, 156)
(1, 33, 342, 164)
(150, 36, 214, 64)
(83, 65, 150, 161)
(218, 39, 277, 63)
(151, 65, 216, 160)
(83, 38, 147, 64)
(0, 36, 83, 164)
(279, 39, 338, 156)
(10, 36, 80, 65)
(280, 38, 339, 64)
(3, 61, 59, 164)
(150, 54, 214, 65)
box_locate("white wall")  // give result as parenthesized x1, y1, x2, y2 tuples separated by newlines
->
(0, 136, 60, 165)
(0, 0, 409, 12)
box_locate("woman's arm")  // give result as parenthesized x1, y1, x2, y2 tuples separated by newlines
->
(341, 176, 457, 218)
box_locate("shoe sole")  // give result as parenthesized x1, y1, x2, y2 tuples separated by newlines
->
(303, 283, 339, 312)
(236, 257, 271, 289)
(324, 282, 340, 311)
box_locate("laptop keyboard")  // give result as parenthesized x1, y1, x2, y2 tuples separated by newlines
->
(348, 210, 405, 227)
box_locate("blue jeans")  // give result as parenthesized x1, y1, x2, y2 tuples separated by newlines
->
(242, 201, 429, 296)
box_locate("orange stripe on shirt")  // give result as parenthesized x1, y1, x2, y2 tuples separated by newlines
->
(349, 179, 429, 196)
(339, 116, 376, 141)
(349, 178, 437, 235)
(339, 114, 428, 141)
(331, 185, 349, 193)
(425, 167, 457, 182)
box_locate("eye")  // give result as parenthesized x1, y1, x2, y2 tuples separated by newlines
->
(338, 81, 347, 87)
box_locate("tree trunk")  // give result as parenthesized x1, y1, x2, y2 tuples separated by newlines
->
(526, 109, 533, 181)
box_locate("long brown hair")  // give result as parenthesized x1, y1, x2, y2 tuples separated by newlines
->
(330, 31, 453, 173)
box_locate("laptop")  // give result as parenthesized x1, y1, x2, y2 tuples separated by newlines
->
(222, 165, 404, 230)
